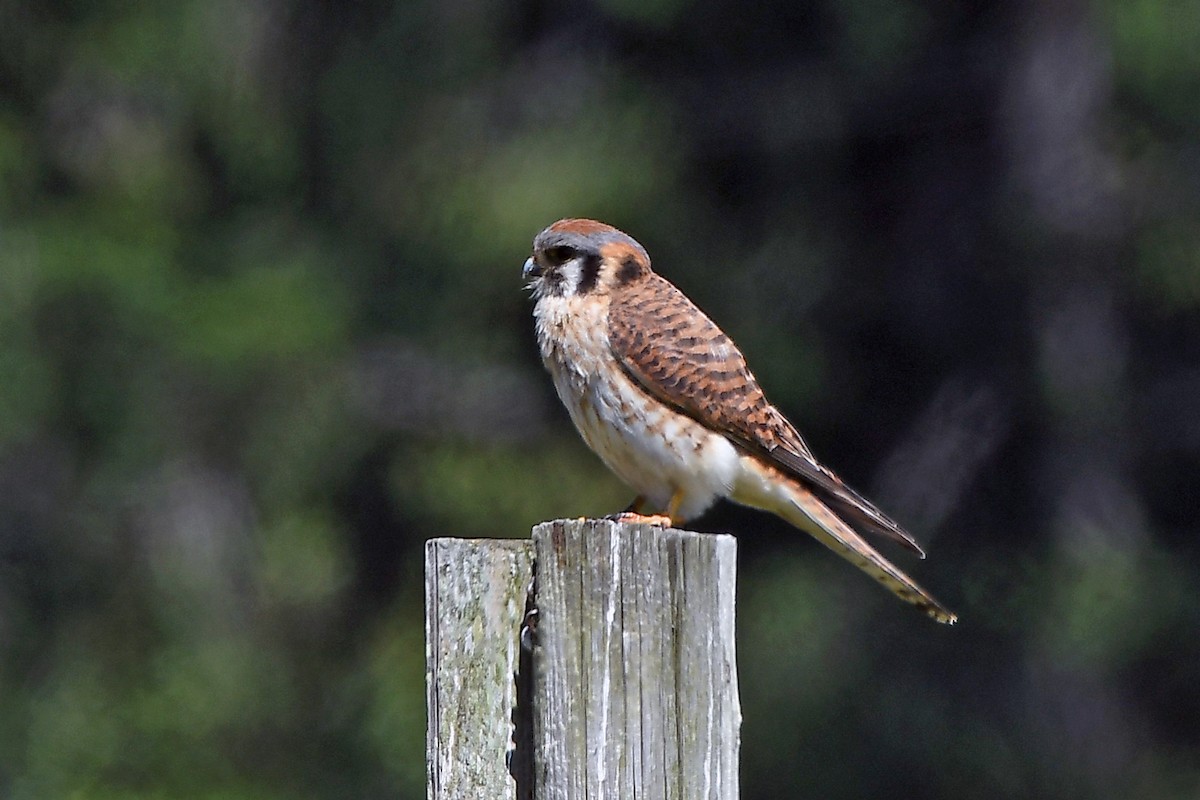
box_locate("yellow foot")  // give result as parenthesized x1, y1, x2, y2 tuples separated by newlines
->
(608, 511, 673, 527)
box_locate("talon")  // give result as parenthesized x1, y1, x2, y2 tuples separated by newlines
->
(610, 511, 673, 527)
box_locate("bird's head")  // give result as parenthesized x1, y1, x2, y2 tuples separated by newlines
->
(523, 219, 651, 300)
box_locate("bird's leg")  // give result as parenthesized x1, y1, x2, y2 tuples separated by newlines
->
(607, 491, 678, 527)
(664, 490, 685, 524)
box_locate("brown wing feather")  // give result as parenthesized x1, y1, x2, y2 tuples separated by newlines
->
(608, 274, 925, 557)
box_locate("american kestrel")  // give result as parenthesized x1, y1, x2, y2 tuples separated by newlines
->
(523, 218, 956, 624)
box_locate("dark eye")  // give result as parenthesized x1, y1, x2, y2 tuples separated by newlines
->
(544, 245, 577, 266)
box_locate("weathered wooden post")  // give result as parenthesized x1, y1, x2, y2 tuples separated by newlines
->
(425, 538, 535, 798)
(426, 519, 740, 800)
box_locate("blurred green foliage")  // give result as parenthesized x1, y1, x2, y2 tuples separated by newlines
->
(1, 1, 1198, 798)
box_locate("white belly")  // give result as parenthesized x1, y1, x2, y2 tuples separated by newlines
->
(534, 295, 741, 521)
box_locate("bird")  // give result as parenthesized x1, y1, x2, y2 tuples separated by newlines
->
(523, 218, 956, 624)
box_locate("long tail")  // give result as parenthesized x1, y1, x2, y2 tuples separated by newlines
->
(738, 461, 957, 624)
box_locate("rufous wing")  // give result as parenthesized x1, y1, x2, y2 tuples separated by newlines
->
(607, 273, 925, 556)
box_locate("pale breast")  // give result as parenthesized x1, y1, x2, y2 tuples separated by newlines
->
(532, 294, 741, 520)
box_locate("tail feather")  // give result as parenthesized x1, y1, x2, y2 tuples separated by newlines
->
(781, 483, 956, 623)
(732, 457, 957, 624)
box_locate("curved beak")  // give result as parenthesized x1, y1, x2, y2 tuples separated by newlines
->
(522, 257, 541, 280)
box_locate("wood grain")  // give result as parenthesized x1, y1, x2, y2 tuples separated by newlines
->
(425, 538, 534, 800)
(531, 519, 740, 800)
